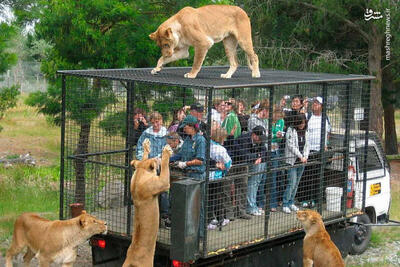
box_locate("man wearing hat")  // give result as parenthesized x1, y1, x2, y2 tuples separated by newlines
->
(177, 103, 207, 138)
(307, 96, 331, 152)
(302, 96, 331, 208)
(228, 125, 267, 217)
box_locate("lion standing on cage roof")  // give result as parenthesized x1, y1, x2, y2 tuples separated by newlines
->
(149, 5, 260, 79)
(122, 139, 173, 267)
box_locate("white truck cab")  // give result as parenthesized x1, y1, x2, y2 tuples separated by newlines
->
(349, 133, 391, 254)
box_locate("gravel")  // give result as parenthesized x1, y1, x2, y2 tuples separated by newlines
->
(0, 242, 92, 267)
(346, 239, 400, 266)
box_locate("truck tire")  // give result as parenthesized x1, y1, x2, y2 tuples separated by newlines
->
(349, 214, 372, 255)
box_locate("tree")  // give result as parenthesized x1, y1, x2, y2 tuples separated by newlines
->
(382, 3, 400, 154)
(240, 0, 398, 147)
(0, 22, 19, 132)
(0, 23, 17, 75)
(19, 0, 228, 205)
(0, 85, 20, 132)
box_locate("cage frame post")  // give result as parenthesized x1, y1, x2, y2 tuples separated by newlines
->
(317, 82, 328, 214)
(264, 86, 274, 237)
(60, 75, 66, 220)
(342, 82, 353, 215)
(125, 81, 135, 234)
(361, 81, 371, 211)
(203, 86, 213, 256)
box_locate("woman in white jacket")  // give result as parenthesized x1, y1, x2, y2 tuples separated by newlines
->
(283, 113, 309, 213)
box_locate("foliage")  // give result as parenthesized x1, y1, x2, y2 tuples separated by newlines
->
(0, 85, 20, 119)
(0, 22, 17, 75)
(28, 38, 53, 61)
(25, 84, 62, 124)
(0, 85, 20, 131)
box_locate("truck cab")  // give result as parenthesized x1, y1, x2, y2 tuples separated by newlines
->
(329, 131, 392, 255)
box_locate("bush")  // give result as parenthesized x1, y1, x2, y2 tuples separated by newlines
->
(0, 85, 20, 124)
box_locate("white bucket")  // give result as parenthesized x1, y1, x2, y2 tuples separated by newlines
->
(325, 187, 343, 212)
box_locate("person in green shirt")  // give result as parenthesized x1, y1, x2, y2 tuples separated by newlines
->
(221, 100, 241, 139)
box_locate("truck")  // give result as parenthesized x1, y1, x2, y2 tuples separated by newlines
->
(57, 66, 392, 266)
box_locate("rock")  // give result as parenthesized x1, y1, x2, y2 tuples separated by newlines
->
(0, 153, 36, 166)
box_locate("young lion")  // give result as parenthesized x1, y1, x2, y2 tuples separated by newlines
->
(122, 139, 173, 267)
(6, 210, 107, 267)
(149, 5, 260, 79)
(297, 210, 345, 267)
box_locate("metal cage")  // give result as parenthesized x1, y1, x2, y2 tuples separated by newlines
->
(58, 66, 374, 258)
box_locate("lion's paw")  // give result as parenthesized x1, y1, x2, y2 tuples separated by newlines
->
(162, 144, 173, 157)
(220, 73, 232, 79)
(151, 68, 161, 75)
(184, 72, 197, 79)
(143, 138, 151, 154)
(252, 70, 261, 78)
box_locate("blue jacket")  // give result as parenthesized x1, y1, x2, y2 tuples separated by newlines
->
(136, 126, 167, 160)
(175, 133, 206, 173)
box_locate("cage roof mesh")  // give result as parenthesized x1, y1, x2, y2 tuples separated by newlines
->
(58, 66, 374, 89)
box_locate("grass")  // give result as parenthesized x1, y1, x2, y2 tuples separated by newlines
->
(0, 95, 60, 255)
(387, 154, 400, 160)
(0, 165, 59, 254)
(0, 94, 60, 165)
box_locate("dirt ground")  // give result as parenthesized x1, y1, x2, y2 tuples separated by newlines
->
(390, 159, 400, 181)
(0, 137, 59, 166)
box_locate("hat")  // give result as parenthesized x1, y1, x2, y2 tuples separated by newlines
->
(314, 96, 323, 104)
(180, 115, 198, 128)
(251, 125, 267, 143)
(190, 103, 204, 113)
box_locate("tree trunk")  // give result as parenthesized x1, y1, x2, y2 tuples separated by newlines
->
(368, 25, 383, 139)
(74, 122, 91, 205)
(383, 67, 398, 155)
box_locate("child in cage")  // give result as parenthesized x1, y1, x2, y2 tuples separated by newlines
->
(159, 131, 183, 228)
(166, 131, 183, 154)
(207, 123, 232, 229)
(283, 113, 309, 214)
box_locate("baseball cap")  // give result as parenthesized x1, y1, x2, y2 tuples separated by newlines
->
(180, 115, 198, 128)
(251, 125, 267, 143)
(314, 96, 323, 104)
(190, 103, 204, 113)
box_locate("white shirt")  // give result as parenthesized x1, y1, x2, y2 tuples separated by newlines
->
(307, 114, 331, 151)
(209, 141, 232, 180)
(211, 109, 222, 125)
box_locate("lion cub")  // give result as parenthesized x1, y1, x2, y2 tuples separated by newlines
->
(149, 5, 260, 79)
(122, 140, 173, 267)
(297, 210, 344, 267)
(6, 211, 107, 267)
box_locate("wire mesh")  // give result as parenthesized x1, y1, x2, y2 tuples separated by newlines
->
(60, 67, 374, 258)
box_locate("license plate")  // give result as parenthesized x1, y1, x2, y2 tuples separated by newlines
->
(370, 183, 381, 196)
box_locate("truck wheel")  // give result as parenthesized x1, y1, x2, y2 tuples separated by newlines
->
(349, 214, 372, 255)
